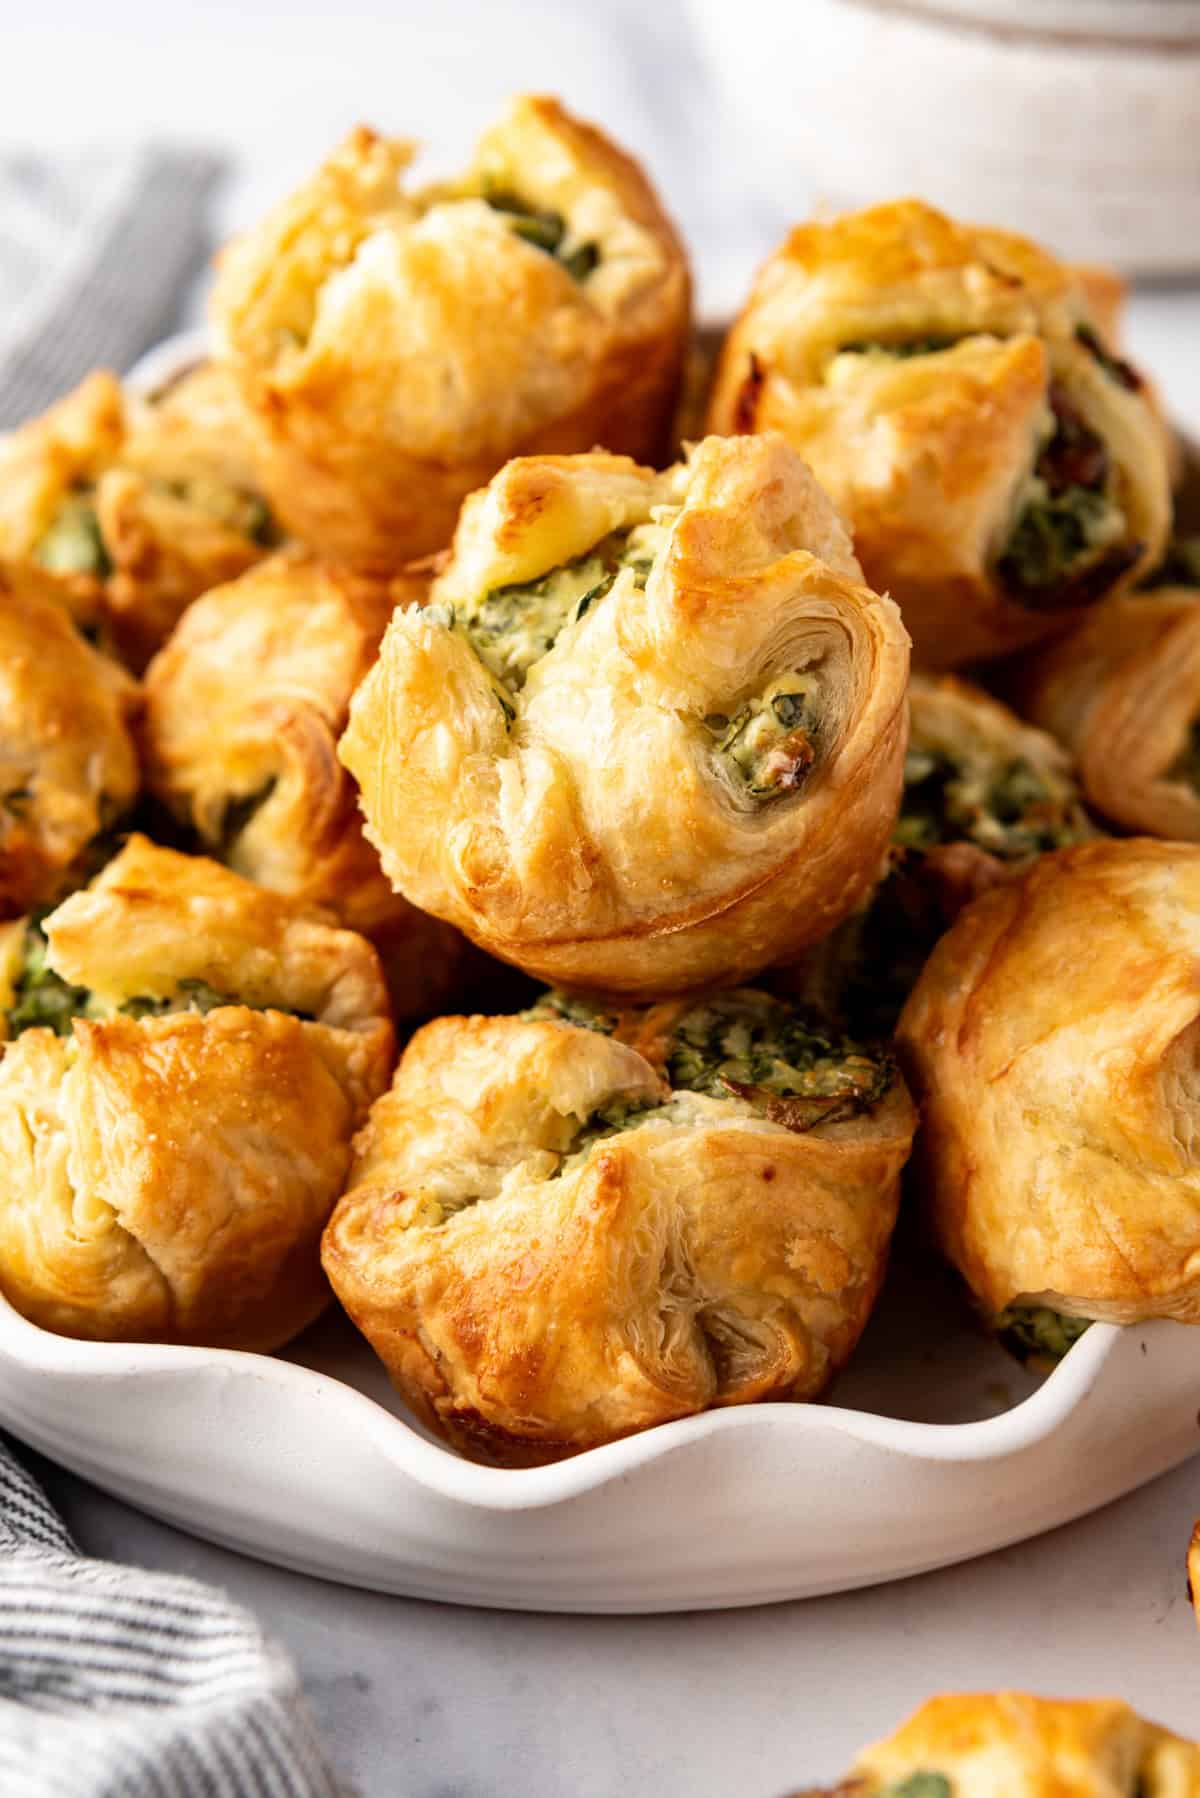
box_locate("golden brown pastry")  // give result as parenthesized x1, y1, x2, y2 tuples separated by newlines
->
(1189, 1524, 1200, 1633)
(210, 94, 691, 567)
(706, 200, 1171, 668)
(1016, 587, 1200, 840)
(795, 1692, 1200, 1796)
(141, 549, 464, 1021)
(896, 840, 1200, 1354)
(0, 559, 139, 919)
(1070, 264, 1126, 350)
(774, 673, 1091, 1036)
(322, 986, 916, 1464)
(1064, 264, 1180, 490)
(0, 371, 123, 623)
(0, 365, 276, 669)
(339, 432, 911, 996)
(0, 835, 393, 1349)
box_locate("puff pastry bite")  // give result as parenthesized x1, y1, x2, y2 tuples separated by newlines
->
(0, 558, 139, 919)
(896, 840, 1200, 1358)
(142, 550, 464, 1021)
(0, 365, 276, 669)
(1190, 1523, 1200, 1632)
(796, 1692, 1200, 1796)
(707, 200, 1170, 668)
(339, 432, 910, 996)
(0, 836, 392, 1348)
(322, 986, 915, 1463)
(210, 94, 691, 568)
(777, 672, 1090, 1036)
(1015, 585, 1200, 841)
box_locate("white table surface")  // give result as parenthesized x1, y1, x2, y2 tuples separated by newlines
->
(27, 1450, 1200, 1796)
(5, 3, 1200, 1790)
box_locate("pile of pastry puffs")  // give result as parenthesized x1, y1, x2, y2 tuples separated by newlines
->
(3, 94, 1200, 1492)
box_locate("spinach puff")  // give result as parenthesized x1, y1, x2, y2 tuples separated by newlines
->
(707, 200, 1170, 668)
(142, 550, 465, 1021)
(1015, 585, 1200, 841)
(0, 836, 393, 1349)
(0, 365, 275, 669)
(782, 673, 1091, 1036)
(210, 94, 690, 568)
(0, 560, 139, 919)
(795, 1693, 1200, 1796)
(322, 987, 915, 1464)
(339, 432, 911, 996)
(896, 840, 1200, 1345)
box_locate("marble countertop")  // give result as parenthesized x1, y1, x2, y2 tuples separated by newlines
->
(31, 1450, 1200, 1797)
(5, 4, 1200, 1791)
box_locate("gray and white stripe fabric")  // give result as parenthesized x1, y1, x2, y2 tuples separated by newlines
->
(0, 1439, 340, 1798)
(0, 145, 222, 428)
(0, 149, 347, 1796)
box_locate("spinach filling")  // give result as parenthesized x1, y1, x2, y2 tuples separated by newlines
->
(994, 1303, 1091, 1367)
(664, 992, 893, 1130)
(824, 744, 1086, 1037)
(838, 335, 962, 360)
(34, 494, 111, 579)
(157, 476, 276, 545)
(457, 527, 656, 693)
(1075, 322, 1141, 393)
(997, 383, 1137, 610)
(878, 1778, 954, 1798)
(562, 1096, 669, 1165)
(525, 987, 892, 1136)
(4, 914, 93, 1038)
(3, 915, 309, 1040)
(484, 190, 599, 282)
(797, 734, 1085, 1041)
(34, 476, 272, 586)
(521, 991, 620, 1035)
(896, 746, 1081, 861)
(707, 675, 821, 802)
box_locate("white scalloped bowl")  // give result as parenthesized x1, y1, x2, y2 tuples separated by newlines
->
(3, 331, 1196, 1613)
(2, 1256, 1199, 1612)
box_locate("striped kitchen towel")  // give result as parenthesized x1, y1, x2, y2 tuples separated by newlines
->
(0, 1437, 341, 1798)
(0, 145, 221, 429)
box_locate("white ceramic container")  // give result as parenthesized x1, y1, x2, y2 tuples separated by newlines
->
(1, 1254, 1197, 1613)
(688, 0, 1200, 272)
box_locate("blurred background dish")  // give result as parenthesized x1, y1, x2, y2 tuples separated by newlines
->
(688, 0, 1200, 273)
(5, 1, 1200, 414)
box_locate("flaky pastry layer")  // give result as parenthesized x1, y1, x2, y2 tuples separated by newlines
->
(707, 200, 1170, 667)
(323, 1003, 915, 1463)
(339, 432, 910, 996)
(897, 839, 1200, 1324)
(211, 94, 691, 566)
(1017, 586, 1200, 840)
(0, 837, 394, 1349)
(0, 559, 139, 918)
(143, 550, 464, 1020)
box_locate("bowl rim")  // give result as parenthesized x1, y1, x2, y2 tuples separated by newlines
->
(783, 0, 1200, 51)
(0, 1278, 1126, 1513)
